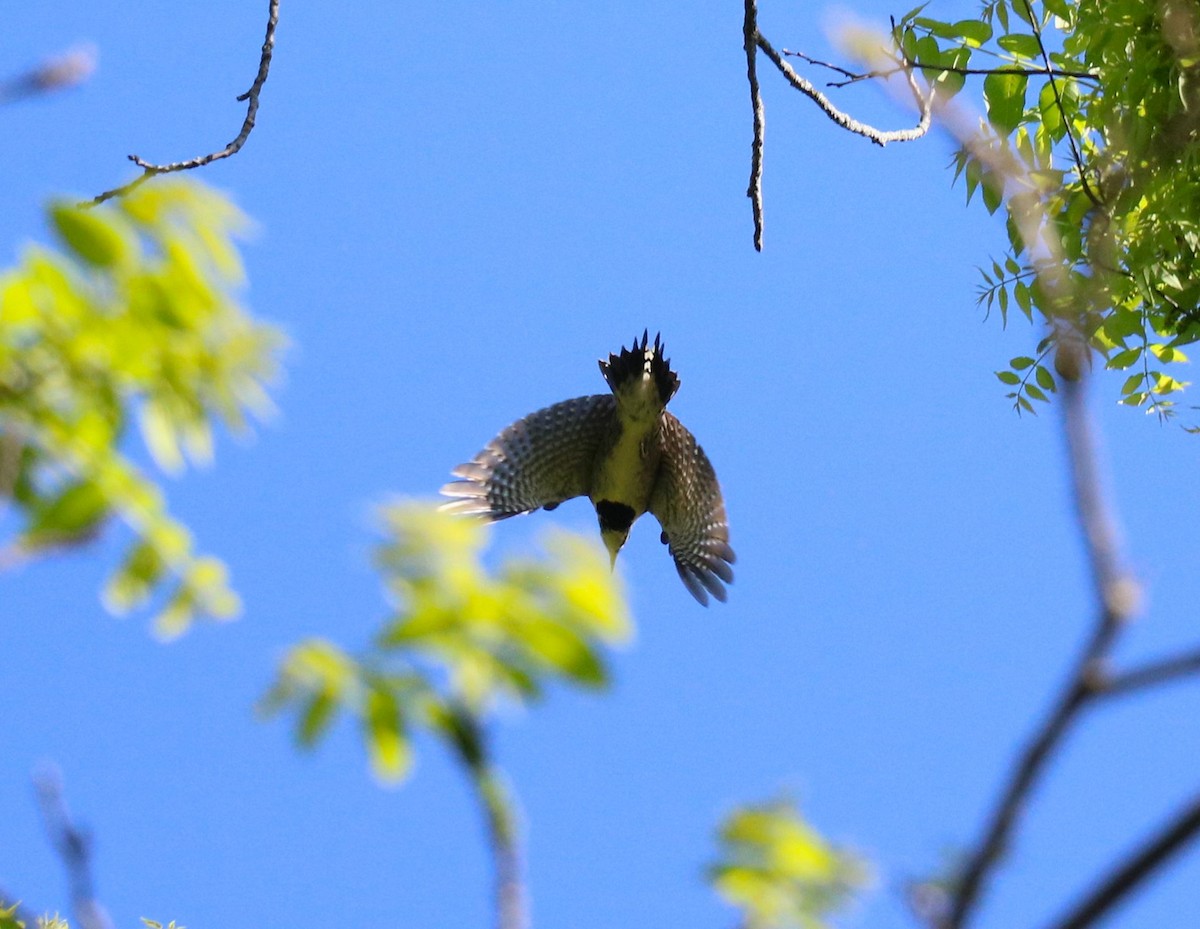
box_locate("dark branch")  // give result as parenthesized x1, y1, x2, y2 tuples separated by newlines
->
(744, 0, 765, 251)
(1044, 790, 1200, 929)
(741, 7, 933, 250)
(942, 375, 1139, 929)
(34, 765, 115, 929)
(1097, 646, 1200, 700)
(89, 0, 279, 205)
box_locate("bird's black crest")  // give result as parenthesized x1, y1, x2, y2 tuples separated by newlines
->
(597, 329, 680, 405)
(596, 499, 636, 533)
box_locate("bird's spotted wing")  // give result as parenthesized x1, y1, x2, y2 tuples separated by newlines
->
(440, 395, 616, 519)
(648, 412, 735, 605)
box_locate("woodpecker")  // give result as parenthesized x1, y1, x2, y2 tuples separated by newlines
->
(440, 331, 734, 605)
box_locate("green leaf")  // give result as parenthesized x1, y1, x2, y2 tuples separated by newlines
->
(23, 480, 110, 548)
(362, 683, 412, 783)
(1107, 348, 1142, 369)
(298, 689, 339, 747)
(983, 70, 1029, 134)
(954, 19, 993, 45)
(103, 539, 167, 613)
(997, 33, 1042, 58)
(1024, 382, 1048, 402)
(996, 370, 1021, 385)
(50, 203, 131, 269)
(1035, 365, 1056, 392)
(1038, 79, 1065, 141)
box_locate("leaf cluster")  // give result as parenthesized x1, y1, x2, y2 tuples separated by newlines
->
(0, 182, 282, 636)
(0, 902, 67, 929)
(709, 798, 869, 929)
(897, 1, 1200, 422)
(262, 502, 630, 783)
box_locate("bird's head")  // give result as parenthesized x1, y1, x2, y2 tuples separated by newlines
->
(595, 500, 636, 571)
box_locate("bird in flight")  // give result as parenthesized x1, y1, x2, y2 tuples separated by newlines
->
(441, 331, 735, 604)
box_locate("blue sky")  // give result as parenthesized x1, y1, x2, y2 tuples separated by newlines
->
(3, 2, 1200, 928)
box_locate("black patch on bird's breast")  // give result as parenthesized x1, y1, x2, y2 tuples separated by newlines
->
(596, 500, 636, 533)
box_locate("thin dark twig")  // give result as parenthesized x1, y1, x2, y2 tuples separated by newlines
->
(943, 375, 1139, 929)
(1097, 646, 1200, 699)
(88, 0, 279, 206)
(1044, 790, 1200, 929)
(34, 765, 115, 929)
(1020, 0, 1102, 208)
(744, 0, 765, 252)
(780, 49, 865, 82)
(781, 48, 1100, 87)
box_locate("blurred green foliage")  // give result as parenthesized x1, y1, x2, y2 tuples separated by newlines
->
(892, 0, 1200, 422)
(0, 903, 67, 929)
(0, 181, 281, 637)
(710, 798, 869, 929)
(262, 501, 630, 783)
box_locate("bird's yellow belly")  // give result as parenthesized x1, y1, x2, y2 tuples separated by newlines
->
(590, 423, 659, 515)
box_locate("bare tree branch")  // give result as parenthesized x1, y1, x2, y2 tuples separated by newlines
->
(89, 0, 279, 206)
(1097, 646, 1200, 700)
(942, 374, 1141, 929)
(1043, 790, 1200, 929)
(0, 46, 96, 105)
(34, 765, 115, 929)
(754, 33, 932, 146)
(742, 3, 931, 250)
(743, 0, 766, 252)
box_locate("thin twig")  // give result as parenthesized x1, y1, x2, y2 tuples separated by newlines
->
(34, 765, 115, 929)
(744, 0, 765, 251)
(1020, 0, 1102, 208)
(781, 48, 1100, 87)
(1097, 646, 1200, 699)
(1043, 790, 1200, 929)
(89, 0, 279, 206)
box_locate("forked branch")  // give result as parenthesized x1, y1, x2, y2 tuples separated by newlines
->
(742, 0, 930, 250)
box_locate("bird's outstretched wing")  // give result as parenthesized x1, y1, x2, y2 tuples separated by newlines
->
(648, 412, 735, 605)
(440, 395, 616, 519)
